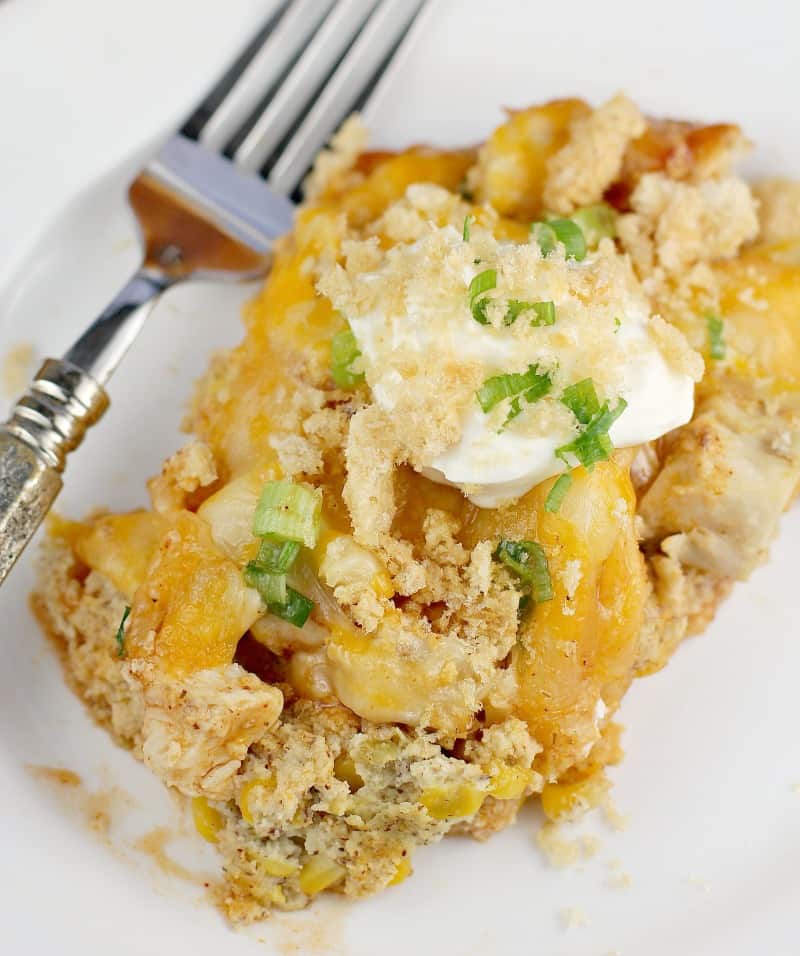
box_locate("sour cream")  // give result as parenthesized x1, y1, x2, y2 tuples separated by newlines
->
(344, 226, 698, 508)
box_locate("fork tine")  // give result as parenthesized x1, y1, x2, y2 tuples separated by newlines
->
(266, 0, 427, 197)
(233, 0, 380, 174)
(199, 0, 336, 153)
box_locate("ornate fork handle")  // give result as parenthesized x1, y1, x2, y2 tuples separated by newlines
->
(0, 359, 108, 582)
(0, 266, 171, 584)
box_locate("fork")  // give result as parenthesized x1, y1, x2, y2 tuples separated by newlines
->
(0, 0, 426, 585)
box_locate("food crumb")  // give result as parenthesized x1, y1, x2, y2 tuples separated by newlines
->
(1, 342, 35, 398)
(606, 859, 633, 889)
(559, 906, 588, 930)
(601, 791, 630, 831)
(686, 875, 712, 894)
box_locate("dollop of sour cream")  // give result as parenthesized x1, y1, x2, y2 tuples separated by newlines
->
(342, 220, 700, 509)
(422, 304, 695, 506)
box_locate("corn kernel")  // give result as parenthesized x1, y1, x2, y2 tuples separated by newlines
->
(191, 796, 224, 843)
(488, 765, 534, 800)
(420, 784, 485, 820)
(299, 855, 346, 895)
(330, 625, 371, 654)
(258, 857, 299, 878)
(371, 570, 394, 599)
(333, 754, 364, 791)
(387, 855, 412, 887)
(238, 775, 276, 824)
(540, 773, 610, 822)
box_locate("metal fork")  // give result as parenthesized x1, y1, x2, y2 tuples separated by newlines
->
(0, 0, 426, 585)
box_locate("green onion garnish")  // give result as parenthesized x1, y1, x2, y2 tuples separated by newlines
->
(530, 301, 556, 327)
(707, 314, 726, 360)
(330, 327, 365, 389)
(115, 605, 131, 658)
(548, 218, 587, 261)
(504, 300, 529, 326)
(544, 472, 573, 513)
(472, 297, 491, 325)
(614, 317, 621, 333)
(469, 268, 497, 325)
(469, 268, 497, 300)
(531, 222, 557, 256)
(244, 561, 288, 605)
(570, 203, 617, 247)
(561, 378, 601, 425)
(256, 538, 301, 574)
(253, 480, 322, 548)
(463, 214, 474, 242)
(503, 300, 556, 327)
(494, 539, 553, 603)
(270, 587, 314, 628)
(476, 365, 552, 413)
(531, 218, 587, 261)
(555, 398, 627, 469)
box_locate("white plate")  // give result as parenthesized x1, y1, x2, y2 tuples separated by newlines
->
(1, 2, 799, 954)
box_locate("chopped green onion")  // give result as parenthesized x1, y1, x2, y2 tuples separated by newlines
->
(472, 297, 492, 325)
(548, 218, 587, 261)
(517, 593, 531, 619)
(494, 539, 553, 603)
(476, 365, 552, 413)
(544, 472, 573, 513)
(570, 203, 617, 247)
(256, 538, 301, 574)
(523, 377, 552, 404)
(531, 218, 587, 260)
(614, 317, 622, 333)
(469, 268, 497, 325)
(530, 301, 556, 327)
(244, 561, 288, 605)
(562, 430, 614, 469)
(115, 605, 131, 658)
(463, 214, 474, 242)
(269, 587, 314, 628)
(587, 397, 628, 436)
(561, 378, 601, 425)
(253, 480, 322, 548)
(503, 299, 556, 328)
(707, 314, 726, 360)
(531, 221, 557, 256)
(501, 396, 524, 430)
(330, 326, 365, 389)
(555, 398, 627, 469)
(504, 300, 529, 326)
(468, 268, 497, 301)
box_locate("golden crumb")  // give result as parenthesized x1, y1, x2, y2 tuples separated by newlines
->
(624, 173, 759, 275)
(752, 178, 800, 243)
(544, 93, 646, 214)
(148, 441, 218, 513)
(303, 114, 368, 201)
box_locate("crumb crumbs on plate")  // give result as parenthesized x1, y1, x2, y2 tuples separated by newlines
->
(686, 875, 712, 894)
(1, 341, 35, 398)
(606, 860, 633, 890)
(559, 906, 588, 930)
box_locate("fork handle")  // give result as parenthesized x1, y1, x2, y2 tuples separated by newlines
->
(0, 359, 108, 584)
